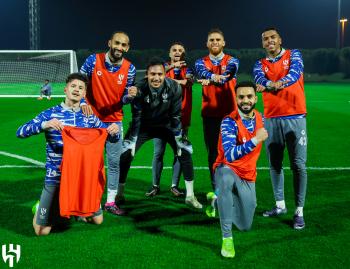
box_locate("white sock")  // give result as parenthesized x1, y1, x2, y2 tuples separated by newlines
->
(107, 189, 118, 203)
(295, 207, 303, 216)
(276, 200, 286, 209)
(117, 183, 125, 196)
(185, 181, 194, 197)
(211, 196, 217, 207)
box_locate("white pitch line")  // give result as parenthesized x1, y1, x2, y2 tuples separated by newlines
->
(0, 165, 350, 170)
(1, 151, 349, 170)
(0, 151, 45, 167)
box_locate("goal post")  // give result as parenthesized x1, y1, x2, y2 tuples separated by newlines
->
(0, 50, 78, 97)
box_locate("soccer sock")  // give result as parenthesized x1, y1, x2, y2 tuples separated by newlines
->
(107, 189, 118, 203)
(276, 200, 286, 209)
(212, 195, 217, 208)
(185, 181, 194, 197)
(222, 223, 233, 238)
(117, 183, 125, 196)
(295, 207, 303, 216)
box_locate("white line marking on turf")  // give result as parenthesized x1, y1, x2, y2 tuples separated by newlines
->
(0, 151, 45, 167)
(0, 165, 350, 170)
(1, 152, 349, 170)
(0, 95, 65, 98)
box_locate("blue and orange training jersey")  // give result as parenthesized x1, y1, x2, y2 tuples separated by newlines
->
(214, 110, 264, 182)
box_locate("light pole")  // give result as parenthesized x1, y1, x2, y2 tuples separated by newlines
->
(337, 0, 341, 49)
(340, 18, 348, 48)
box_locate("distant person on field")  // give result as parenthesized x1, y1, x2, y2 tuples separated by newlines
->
(38, 79, 52, 100)
(208, 81, 267, 258)
(146, 42, 194, 198)
(195, 28, 239, 190)
(80, 31, 137, 215)
(253, 27, 307, 230)
(16, 73, 120, 236)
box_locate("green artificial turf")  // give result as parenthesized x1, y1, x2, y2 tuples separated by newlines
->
(0, 83, 349, 268)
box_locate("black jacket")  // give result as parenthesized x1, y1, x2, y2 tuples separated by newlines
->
(128, 77, 182, 138)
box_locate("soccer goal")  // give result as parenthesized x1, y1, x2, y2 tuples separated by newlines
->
(0, 50, 78, 97)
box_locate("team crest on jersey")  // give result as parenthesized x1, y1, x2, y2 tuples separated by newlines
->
(242, 137, 247, 143)
(283, 59, 289, 70)
(264, 66, 269, 73)
(117, 74, 125, 85)
(162, 92, 168, 102)
(221, 65, 226, 72)
(97, 70, 103, 76)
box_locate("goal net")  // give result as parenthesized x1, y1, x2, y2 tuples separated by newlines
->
(0, 50, 78, 97)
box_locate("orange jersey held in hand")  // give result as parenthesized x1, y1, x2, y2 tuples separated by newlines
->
(59, 126, 108, 217)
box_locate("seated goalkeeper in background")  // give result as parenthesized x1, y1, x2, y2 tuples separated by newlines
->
(38, 79, 52, 100)
(16, 73, 119, 236)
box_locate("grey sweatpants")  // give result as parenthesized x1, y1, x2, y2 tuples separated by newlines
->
(265, 117, 307, 207)
(152, 138, 181, 187)
(215, 165, 256, 238)
(105, 122, 123, 191)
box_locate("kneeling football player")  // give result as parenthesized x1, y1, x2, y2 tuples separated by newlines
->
(209, 81, 268, 258)
(17, 73, 119, 236)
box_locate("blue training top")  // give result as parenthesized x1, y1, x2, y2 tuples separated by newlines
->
(16, 102, 107, 185)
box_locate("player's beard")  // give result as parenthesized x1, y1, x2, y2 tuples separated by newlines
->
(109, 48, 123, 63)
(238, 103, 256, 115)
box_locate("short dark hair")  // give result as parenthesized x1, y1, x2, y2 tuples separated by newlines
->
(169, 41, 185, 49)
(110, 31, 130, 43)
(66, 73, 89, 88)
(235, 81, 257, 94)
(262, 27, 280, 36)
(45, 79, 49, 82)
(146, 57, 165, 72)
(208, 28, 225, 39)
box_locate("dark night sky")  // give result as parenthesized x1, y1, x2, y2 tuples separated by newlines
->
(0, 0, 349, 50)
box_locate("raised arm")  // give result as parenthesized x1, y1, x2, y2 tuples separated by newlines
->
(221, 117, 259, 162)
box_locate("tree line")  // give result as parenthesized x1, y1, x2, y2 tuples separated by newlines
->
(76, 47, 350, 80)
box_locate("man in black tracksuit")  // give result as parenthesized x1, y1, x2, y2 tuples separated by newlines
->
(118, 58, 202, 209)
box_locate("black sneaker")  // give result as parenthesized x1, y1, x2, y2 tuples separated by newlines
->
(262, 206, 287, 217)
(293, 215, 305, 230)
(145, 185, 160, 197)
(170, 186, 185, 197)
